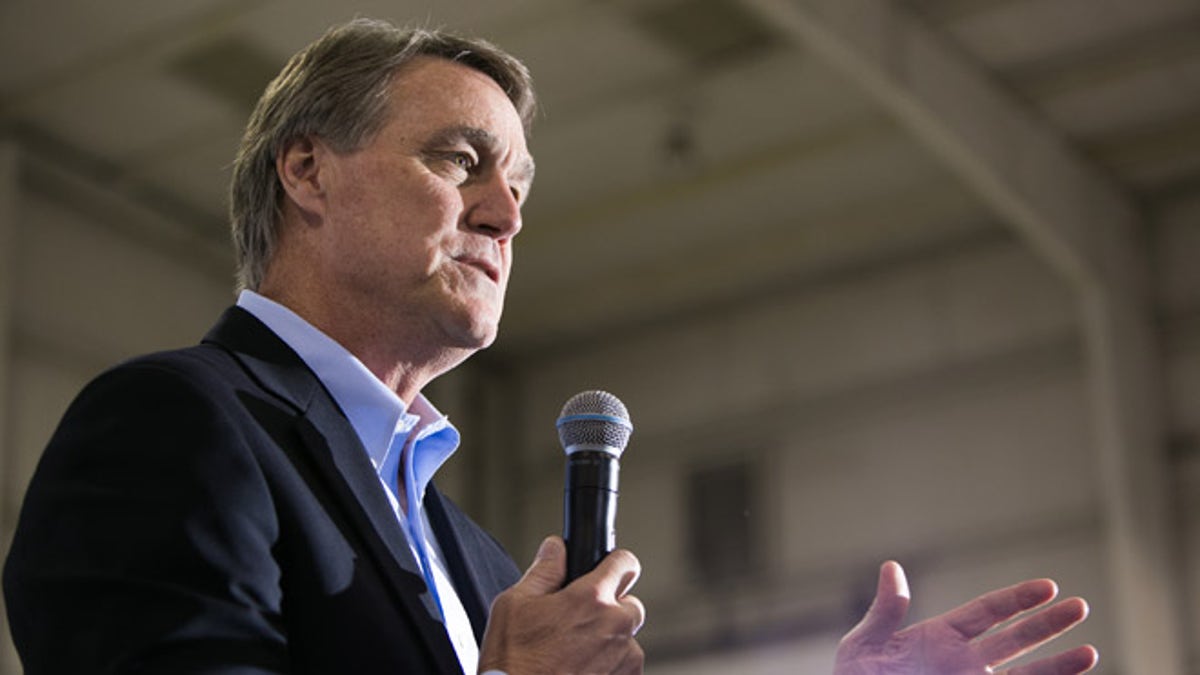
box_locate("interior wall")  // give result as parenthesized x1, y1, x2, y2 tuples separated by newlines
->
(1157, 190, 1200, 674)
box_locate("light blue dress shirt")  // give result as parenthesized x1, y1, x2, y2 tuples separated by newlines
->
(237, 291, 487, 674)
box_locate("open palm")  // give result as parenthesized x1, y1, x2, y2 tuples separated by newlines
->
(834, 562, 1098, 675)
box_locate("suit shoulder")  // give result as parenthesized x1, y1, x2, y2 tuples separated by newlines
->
(43, 344, 270, 466)
(108, 343, 244, 384)
(76, 343, 265, 409)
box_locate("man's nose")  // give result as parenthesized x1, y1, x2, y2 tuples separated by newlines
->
(465, 174, 522, 240)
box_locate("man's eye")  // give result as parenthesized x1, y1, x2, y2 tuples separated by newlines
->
(451, 152, 475, 169)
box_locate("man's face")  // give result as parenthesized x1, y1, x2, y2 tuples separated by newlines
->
(310, 57, 533, 353)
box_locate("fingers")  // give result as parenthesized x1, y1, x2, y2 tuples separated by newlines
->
(977, 597, 1089, 666)
(941, 578, 1059, 640)
(574, 548, 645, 636)
(586, 548, 642, 600)
(481, 541, 645, 674)
(1003, 645, 1099, 675)
(513, 536, 567, 596)
(612, 639, 646, 675)
(840, 561, 911, 649)
(516, 539, 641, 602)
(620, 589, 647, 636)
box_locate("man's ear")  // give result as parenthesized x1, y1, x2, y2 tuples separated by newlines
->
(276, 135, 329, 220)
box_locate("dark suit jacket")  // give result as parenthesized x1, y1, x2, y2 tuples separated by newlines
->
(4, 307, 521, 674)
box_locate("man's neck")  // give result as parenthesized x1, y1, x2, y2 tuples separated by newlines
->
(254, 286, 471, 406)
(353, 344, 472, 406)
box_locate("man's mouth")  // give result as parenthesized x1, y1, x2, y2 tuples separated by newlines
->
(454, 255, 500, 284)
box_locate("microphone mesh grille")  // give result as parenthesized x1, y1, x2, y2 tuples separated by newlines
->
(557, 390, 632, 454)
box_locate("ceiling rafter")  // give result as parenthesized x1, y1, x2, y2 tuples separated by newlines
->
(1004, 11, 1200, 99)
(737, 0, 1140, 290)
(523, 112, 898, 248)
(500, 203, 1002, 356)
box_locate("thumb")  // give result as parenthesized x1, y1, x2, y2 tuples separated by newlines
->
(845, 561, 911, 648)
(513, 536, 566, 596)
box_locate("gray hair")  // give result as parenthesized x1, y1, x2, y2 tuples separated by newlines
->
(229, 18, 536, 291)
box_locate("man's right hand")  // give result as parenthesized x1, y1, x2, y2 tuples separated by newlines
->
(479, 536, 645, 674)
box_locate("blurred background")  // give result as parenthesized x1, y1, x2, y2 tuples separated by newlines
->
(1, 0, 1198, 673)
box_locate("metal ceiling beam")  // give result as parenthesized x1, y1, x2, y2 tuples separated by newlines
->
(734, 1, 1185, 672)
(523, 113, 895, 252)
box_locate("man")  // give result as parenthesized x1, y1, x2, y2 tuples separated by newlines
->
(4, 18, 1096, 675)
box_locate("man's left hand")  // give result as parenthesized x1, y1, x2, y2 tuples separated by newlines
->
(834, 561, 1098, 675)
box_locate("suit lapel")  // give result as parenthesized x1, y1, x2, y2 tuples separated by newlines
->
(203, 307, 462, 674)
(426, 487, 522, 644)
(425, 487, 490, 643)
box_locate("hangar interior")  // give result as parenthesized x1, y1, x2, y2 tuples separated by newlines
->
(1, 0, 1198, 672)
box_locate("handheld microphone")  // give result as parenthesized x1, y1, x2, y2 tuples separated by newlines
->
(557, 390, 633, 584)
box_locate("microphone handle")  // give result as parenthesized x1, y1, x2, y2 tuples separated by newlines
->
(563, 451, 620, 584)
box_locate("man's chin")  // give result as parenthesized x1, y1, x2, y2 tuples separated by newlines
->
(447, 316, 501, 351)
(468, 330, 498, 351)
(431, 298, 504, 351)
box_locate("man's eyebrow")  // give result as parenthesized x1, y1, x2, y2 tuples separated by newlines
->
(427, 125, 497, 149)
